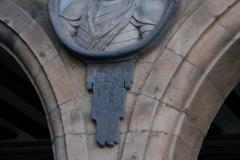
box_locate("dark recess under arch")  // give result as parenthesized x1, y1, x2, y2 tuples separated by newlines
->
(199, 82, 240, 160)
(0, 38, 53, 160)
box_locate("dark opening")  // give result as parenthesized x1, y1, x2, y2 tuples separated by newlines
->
(0, 45, 53, 160)
(198, 82, 240, 160)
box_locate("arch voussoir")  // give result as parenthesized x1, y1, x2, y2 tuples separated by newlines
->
(161, 1, 240, 160)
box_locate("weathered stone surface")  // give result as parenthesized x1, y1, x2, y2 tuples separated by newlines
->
(207, 38, 240, 98)
(35, 68, 58, 113)
(65, 134, 88, 160)
(60, 99, 86, 134)
(60, 52, 88, 97)
(206, 0, 236, 17)
(49, 110, 64, 137)
(138, 44, 164, 63)
(186, 23, 232, 71)
(218, 1, 240, 35)
(52, 136, 67, 160)
(120, 93, 137, 132)
(162, 60, 202, 109)
(87, 135, 118, 160)
(78, 95, 95, 134)
(168, 136, 196, 160)
(67, 62, 88, 97)
(0, 0, 32, 33)
(145, 132, 173, 160)
(11, 39, 41, 77)
(43, 56, 77, 105)
(131, 62, 153, 93)
(129, 95, 159, 132)
(141, 49, 182, 99)
(152, 103, 181, 133)
(121, 132, 148, 160)
(176, 115, 204, 152)
(167, 2, 215, 57)
(185, 77, 224, 134)
(19, 21, 58, 65)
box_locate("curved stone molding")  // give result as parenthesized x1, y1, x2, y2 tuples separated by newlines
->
(0, 1, 77, 160)
(0, 22, 67, 160)
(159, 1, 240, 159)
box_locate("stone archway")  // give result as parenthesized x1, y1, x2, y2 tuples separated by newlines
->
(116, 1, 240, 160)
(0, 0, 239, 160)
(0, 1, 78, 159)
(0, 42, 53, 159)
(170, 36, 240, 160)
(0, 21, 66, 160)
(156, 1, 240, 160)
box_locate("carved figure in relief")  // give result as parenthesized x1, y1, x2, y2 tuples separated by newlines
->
(59, 0, 164, 51)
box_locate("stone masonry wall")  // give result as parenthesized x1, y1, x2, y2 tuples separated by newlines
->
(1, 0, 240, 160)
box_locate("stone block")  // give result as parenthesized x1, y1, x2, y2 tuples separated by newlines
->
(43, 56, 77, 105)
(177, 115, 204, 152)
(60, 99, 86, 134)
(118, 133, 127, 160)
(11, 39, 41, 77)
(145, 132, 173, 160)
(121, 131, 148, 160)
(78, 95, 95, 134)
(168, 136, 196, 160)
(35, 69, 58, 113)
(207, 39, 240, 98)
(60, 53, 88, 97)
(186, 23, 231, 71)
(19, 21, 58, 65)
(138, 44, 163, 63)
(67, 62, 88, 97)
(49, 110, 64, 137)
(185, 77, 224, 134)
(162, 60, 202, 109)
(129, 95, 159, 132)
(87, 135, 118, 160)
(0, 0, 32, 33)
(206, 0, 236, 17)
(152, 103, 181, 134)
(167, 2, 215, 57)
(120, 93, 137, 133)
(131, 62, 153, 93)
(218, 2, 240, 35)
(52, 136, 67, 160)
(141, 49, 182, 99)
(65, 134, 88, 160)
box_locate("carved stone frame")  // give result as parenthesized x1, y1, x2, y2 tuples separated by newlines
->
(48, 0, 178, 60)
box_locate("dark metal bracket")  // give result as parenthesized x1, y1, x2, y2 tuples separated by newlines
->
(86, 59, 135, 147)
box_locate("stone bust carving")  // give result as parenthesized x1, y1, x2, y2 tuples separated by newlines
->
(59, 0, 164, 51)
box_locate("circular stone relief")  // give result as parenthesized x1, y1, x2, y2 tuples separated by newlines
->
(49, 0, 178, 59)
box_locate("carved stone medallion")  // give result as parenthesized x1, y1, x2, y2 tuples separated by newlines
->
(49, 0, 178, 147)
